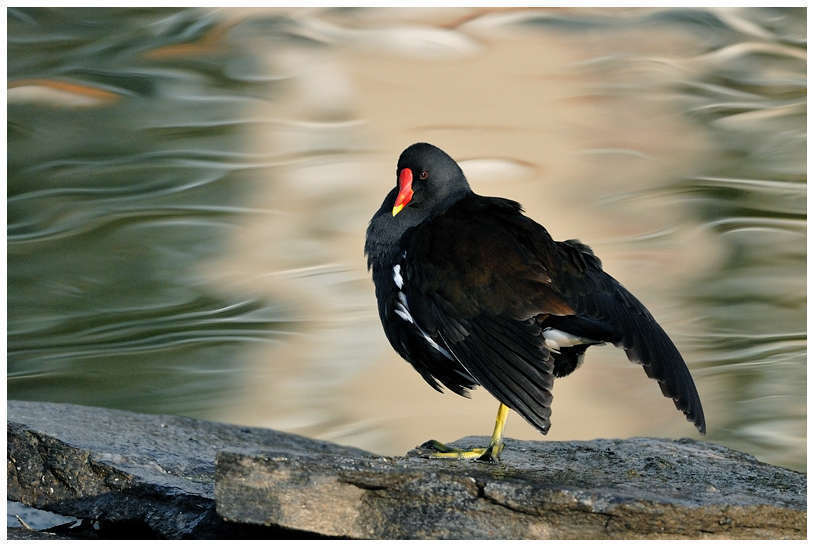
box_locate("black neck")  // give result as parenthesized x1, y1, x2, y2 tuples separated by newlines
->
(365, 187, 470, 269)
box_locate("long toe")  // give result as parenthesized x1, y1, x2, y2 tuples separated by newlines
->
(408, 439, 492, 460)
(475, 442, 504, 463)
(419, 439, 455, 452)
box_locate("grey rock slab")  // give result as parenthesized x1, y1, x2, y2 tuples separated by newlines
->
(7, 500, 76, 531)
(215, 436, 805, 539)
(7, 400, 371, 538)
(7, 527, 74, 540)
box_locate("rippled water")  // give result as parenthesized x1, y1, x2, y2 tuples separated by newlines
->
(7, 7, 806, 471)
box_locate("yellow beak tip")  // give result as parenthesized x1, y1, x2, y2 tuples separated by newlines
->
(392, 205, 404, 216)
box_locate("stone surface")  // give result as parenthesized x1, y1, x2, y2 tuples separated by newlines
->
(8, 400, 805, 539)
(7, 527, 73, 540)
(216, 436, 805, 539)
(7, 500, 76, 531)
(7, 400, 371, 539)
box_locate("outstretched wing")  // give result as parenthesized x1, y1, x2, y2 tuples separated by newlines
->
(547, 239, 706, 433)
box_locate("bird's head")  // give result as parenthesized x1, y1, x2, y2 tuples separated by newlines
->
(392, 143, 471, 217)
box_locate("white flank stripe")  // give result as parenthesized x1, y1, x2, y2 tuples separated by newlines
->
(421, 332, 452, 359)
(394, 306, 413, 323)
(392, 264, 403, 289)
(393, 289, 451, 359)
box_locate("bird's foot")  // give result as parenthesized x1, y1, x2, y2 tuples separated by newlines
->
(412, 439, 504, 462)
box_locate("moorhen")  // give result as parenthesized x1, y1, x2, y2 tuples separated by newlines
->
(365, 142, 705, 461)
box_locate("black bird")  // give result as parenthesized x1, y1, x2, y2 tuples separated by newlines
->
(365, 142, 705, 461)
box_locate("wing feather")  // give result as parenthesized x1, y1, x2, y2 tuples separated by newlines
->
(550, 240, 706, 433)
(433, 309, 556, 434)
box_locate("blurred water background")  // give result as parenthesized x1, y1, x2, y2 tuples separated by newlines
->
(7, 7, 806, 471)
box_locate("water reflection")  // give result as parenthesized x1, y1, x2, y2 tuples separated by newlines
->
(7, 7, 805, 471)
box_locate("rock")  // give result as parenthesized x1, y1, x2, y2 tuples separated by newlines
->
(7, 527, 73, 540)
(7, 500, 76, 531)
(215, 436, 805, 539)
(8, 400, 805, 539)
(7, 400, 371, 539)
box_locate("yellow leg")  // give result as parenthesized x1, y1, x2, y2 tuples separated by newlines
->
(420, 403, 510, 462)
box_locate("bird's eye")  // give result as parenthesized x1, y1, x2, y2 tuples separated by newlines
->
(419, 170, 429, 180)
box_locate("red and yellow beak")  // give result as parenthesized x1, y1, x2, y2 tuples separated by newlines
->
(392, 168, 414, 216)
